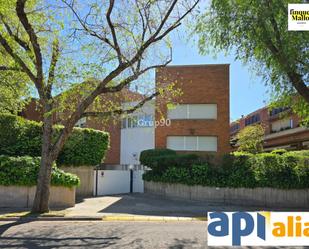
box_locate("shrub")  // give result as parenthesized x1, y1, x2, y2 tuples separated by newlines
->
(146, 153, 199, 173)
(236, 124, 264, 153)
(285, 150, 309, 157)
(0, 113, 109, 166)
(143, 151, 309, 189)
(140, 148, 176, 167)
(0, 155, 80, 187)
(270, 149, 287, 155)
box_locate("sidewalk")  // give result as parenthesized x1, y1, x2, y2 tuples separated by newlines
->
(0, 193, 278, 221)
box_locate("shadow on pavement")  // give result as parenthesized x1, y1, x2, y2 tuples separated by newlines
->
(0, 236, 120, 249)
(97, 193, 290, 217)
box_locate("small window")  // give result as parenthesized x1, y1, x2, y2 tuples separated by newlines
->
(167, 105, 187, 119)
(230, 123, 240, 133)
(167, 136, 184, 150)
(185, 136, 197, 151)
(245, 114, 260, 126)
(188, 104, 217, 119)
(121, 118, 127, 129)
(167, 104, 217, 120)
(198, 136, 217, 152)
(167, 136, 217, 152)
(75, 117, 86, 128)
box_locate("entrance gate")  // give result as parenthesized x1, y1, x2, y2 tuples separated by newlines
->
(94, 165, 145, 196)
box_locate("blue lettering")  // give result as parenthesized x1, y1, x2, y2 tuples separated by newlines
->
(208, 212, 229, 237)
(232, 212, 254, 246)
(257, 213, 266, 240)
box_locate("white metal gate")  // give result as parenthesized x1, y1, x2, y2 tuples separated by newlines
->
(94, 168, 144, 196)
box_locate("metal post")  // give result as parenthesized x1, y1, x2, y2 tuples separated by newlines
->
(95, 165, 98, 196)
(130, 169, 133, 193)
(129, 164, 134, 193)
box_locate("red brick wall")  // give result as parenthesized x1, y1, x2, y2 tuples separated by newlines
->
(20, 99, 43, 122)
(86, 118, 121, 165)
(155, 65, 230, 155)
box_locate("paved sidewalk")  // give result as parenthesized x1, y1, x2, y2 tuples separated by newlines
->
(64, 193, 264, 218)
(0, 193, 287, 221)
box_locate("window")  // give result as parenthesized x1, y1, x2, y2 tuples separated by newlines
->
(168, 105, 187, 119)
(269, 107, 289, 117)
(167, 136, 184, 150)
(230, 123, 240, 133)
(166, 136, 217, 152)
(245, 114, 260, 126)
(167, 104, 217, 120)
(271, 119, 292, 132)
(75, 117, 86, 128)
(121, 118, 127, 129)
(121, 114, 154, 129)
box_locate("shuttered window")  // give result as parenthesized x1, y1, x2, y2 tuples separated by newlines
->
(167, 104, 217, 119)
(167, 136, 218, 152)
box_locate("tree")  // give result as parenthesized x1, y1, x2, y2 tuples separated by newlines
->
(195, 0, 309, 117)
(0, 70, 30, 114)
(0, 0, 199, 212)
(236, 124, 265, 153)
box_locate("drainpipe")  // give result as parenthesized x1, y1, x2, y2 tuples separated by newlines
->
(129, 164, 134, 193)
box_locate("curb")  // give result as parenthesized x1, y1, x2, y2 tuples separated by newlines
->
(0, 216, 102, 221)
(101, 216, 207, 222)
(0, 215, 207, 222)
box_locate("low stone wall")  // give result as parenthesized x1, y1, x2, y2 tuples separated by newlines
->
(61, 166, 94, 198)
(0, 185, 75, 208)
(144, 181, 309, 208)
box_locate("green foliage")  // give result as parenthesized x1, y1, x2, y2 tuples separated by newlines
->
(270, 149, 287, 155)
(56, 127, 109, 166)
(140, 148, 176, 167)
(143, 151, 309, 189)
(140, 148, 199, 173)
(0, 114, 109, 166)
(195, 0, 309, 120)
(139, 149, 176, 165)
(236, 124, 265, 153)
(0, 155, 80, 187)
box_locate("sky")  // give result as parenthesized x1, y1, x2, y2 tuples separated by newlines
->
(169, 33, 272, 122)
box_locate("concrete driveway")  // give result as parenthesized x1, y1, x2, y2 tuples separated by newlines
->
(65, 193, 266, 218)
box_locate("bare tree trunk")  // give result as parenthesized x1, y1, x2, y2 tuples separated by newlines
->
(31, 102, 54, 213)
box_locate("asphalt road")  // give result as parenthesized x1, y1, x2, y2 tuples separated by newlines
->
(0, 221, 308, 249)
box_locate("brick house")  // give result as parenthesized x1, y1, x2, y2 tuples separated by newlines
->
(22, 64, 230, 165)
(230, 106, 309, 151)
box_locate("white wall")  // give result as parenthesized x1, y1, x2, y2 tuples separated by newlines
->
(120, 101, 155, 165)
(121, 127, 154, 164)
(94, 170, 144, 195)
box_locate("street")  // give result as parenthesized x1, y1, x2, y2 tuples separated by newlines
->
(1, 220, 309, 249)
(0, 220, 206, 249)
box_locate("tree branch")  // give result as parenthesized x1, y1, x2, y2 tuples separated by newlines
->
(50, 0, 198, 161)
(0, 33, 36, 83)
(47, 39, 60, 95)
(82, 91, 159, 118)
(62, 0, 118, 52)
(0, 14, 31, 52)
(102, 59, 171, 94)
(258, 20, 309, 103)
(0, 65, 23, 71)
(16, 0, 44, 88)
(106, 0, 122, 64)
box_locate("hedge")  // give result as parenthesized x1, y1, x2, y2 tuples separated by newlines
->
(140, 148, 200, 173)
(0, 155, 80, 187)
(140, 149, 176, 167)
(143, 151, 309, 189)
(0, 114, 109, 166)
